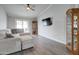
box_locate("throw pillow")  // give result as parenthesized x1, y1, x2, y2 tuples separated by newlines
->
(5, 33, 14, 38)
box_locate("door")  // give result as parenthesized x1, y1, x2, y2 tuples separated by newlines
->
(32, 21, 38, 35)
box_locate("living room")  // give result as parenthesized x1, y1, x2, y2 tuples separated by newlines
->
(0, 4, 79, 55)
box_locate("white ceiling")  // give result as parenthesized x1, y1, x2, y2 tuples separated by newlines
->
(1, 4, 49, 18)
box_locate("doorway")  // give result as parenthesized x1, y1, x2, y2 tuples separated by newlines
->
(32, 21, 38, 35)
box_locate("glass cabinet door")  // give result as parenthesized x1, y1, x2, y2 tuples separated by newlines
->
(67, 14, 72, 50)
(73, 16, 78, 51)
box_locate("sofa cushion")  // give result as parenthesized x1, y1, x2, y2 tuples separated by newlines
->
(20, 33, 30, 36)
(12, 34, 20, 38)
(19, 35, 33, 41)
(0, 33, 5, 40)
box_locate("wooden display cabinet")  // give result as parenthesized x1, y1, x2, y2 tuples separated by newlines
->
(66, 8, 79, 55)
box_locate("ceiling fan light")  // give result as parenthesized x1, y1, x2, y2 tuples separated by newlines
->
(27, 7, 30, 10)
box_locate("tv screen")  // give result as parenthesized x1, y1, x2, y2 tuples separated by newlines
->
(42, 17, 52, 26)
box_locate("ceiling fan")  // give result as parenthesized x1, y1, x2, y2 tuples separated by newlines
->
(24, 4, 35, 11)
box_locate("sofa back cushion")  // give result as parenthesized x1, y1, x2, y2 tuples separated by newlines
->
(11, 29, 24, 34)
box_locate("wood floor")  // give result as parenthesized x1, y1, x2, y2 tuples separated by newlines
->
(10, 36, 70, 55)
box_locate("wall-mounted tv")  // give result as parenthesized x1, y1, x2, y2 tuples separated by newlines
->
(42, 17, 52, 26)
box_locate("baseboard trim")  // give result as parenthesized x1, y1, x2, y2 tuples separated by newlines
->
(38, 35, 66, 45)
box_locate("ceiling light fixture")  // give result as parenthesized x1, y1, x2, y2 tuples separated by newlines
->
(25, 4, 35, 11)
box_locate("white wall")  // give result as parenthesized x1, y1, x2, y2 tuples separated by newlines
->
(38, 4, 75, 44)
(7, 16, 37, 34)
(0, 6, 7, 30)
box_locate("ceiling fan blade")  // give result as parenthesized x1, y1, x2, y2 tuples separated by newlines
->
(29, 7, 35, 11)
(31, 8, 35, 11)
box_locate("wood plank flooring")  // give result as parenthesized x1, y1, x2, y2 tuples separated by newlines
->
(10, 36, 70, 55)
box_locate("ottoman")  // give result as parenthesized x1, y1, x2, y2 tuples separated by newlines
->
(19, 35, 34, 50)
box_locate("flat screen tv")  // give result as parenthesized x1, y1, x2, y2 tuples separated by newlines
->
(42, 17, 52, 26)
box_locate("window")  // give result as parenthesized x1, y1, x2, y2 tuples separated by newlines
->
(23, 21, 29, 32)
(16, 20, 29, 33)
(16, 21, 22, 29)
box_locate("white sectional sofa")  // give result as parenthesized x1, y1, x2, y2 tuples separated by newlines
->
(0, 29, 34, 55)
(0, 38, 21, 55)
